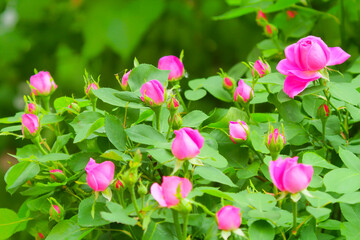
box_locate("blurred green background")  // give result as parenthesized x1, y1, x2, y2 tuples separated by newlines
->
(2, 0, 360, 220)
(0, 0, 264, 211)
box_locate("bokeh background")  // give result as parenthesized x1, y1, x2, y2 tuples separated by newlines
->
(1, 0, 359, 230)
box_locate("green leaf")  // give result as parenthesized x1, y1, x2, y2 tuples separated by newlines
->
(143, 221, 177, 240)
(114, 91, 142, 103)
(194, 166, 237, 187)
(100, 150, 130, 162)
(329, 82, 360, 106)
(125, 124, 166, 145)
(340, 203, 360, 224)
(5, 162, 40, 194)
(324, 168, 360, 193)
(264, 0, 300, 12)
(207, 107, 248, 129)
(135, 109, 154, 124)
(236, 162, 261, 179)
(268, 94, 304, 123)
(184, 89, 207, 101)
(337, 192, 360, 204)
(203, 76, 233, 102)
(51, 133, 73, 153)
(127, 64, 169, 92)
(199, 144, 228, 169)
(100, 202, 137, 225)
(147, 148, 174, 167)
(283, 122, 309, 145)
(318, 219, 341, 230)
(257, 73, 284, 85)
(16, 144, 43, 159)
(46, 220, 92, 240)
(78, 196, 110, 227)
(197, 187, 234, 201)
(0, 208, 21, 240)
(0, 112, 22, 124)
(299, 85, 326, 96)
(339, 147, 360, 171)
(246, 192, 276, 211)
(302, 152, 337, 169)
(37, 153, 71, 162)
(69, 111, 104, 143)
(105, 114, 126, 151)
(306, 206, 331, 222)
(341, 221, 360, 240)
(40, 114, 65, 124)
(182, 110, 208, 128)
(248, 220, 275, 240)
(213, 7, 256, 20)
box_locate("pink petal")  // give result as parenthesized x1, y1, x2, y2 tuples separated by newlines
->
(276, 59, 300, 75)
(162, 176, 182, 207)
(287, 69, 322, 80)
(283, 164, 313, 194)
(327, 47, 351, 66)
(283, 75, 312, 98)
(171, 129, 201, 160)
(269, 157, 287, 191)
(182, 128, 204, 149)
(150, 183, 167, 207)
(179, 178, 192, 198)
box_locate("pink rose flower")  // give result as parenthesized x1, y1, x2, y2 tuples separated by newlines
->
(216, 205, 241, 231)
(158, 55, 184, 81)
(253, 59, 270, 77)
(30, 71, 57, 96)
(86, 83, 99, 95)
(171, 127, 204, 160)
(150, 176, 192, 207)
(277, 36, 350, 98)
(21, 114, 39, 138)
(229, 121, 248, 143)
(269, 156, 313, 194)
(85, 158, 115, 192)
(234, 80, 253, 104)
(140, 80, 165, 106)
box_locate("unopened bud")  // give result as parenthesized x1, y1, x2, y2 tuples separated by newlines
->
(49, 169, 66, 182)
(49, 204, 64, 222)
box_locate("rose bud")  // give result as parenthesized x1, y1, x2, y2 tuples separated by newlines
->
(167, 97, 179, 112)
(216, 205, 241, 231)
(21, 114, 40, 139)
(121, 70, 131, 91)
(317, 103, 330, 119)
(252, 59, 271, 78)
(169, 113, 183, 130)
(158, 55, 184, 81)
(229, 121, 249, 144)
(171, 127, 204, 160)
(286, 10, 297, 20)
(37, 232, 45, 240)
(67, 102, 81, 114)
(276, 36, 350, 98)
(115, 179, 124, 190)
(264, 24, 277, 37)
(234, 79, 254, 105)
(49, 169, 66, 182)
(223, 77, 234, 90)
(49, 204, 64, 222)
(266, 128, 285, 159)
(30, 71, 57, 96)
(86, 83, 99, 96)
(85, 158, 115, 192)
(26, 103, 37, 114)
(138, 180, 148, 196)
(256, 10, 268, 26)
(269, 156, 313, 194)
(150, 176, 192, 208)
(140, 80, 165, 107)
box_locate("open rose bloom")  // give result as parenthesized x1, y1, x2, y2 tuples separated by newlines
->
(30, 71, 57, 96)
(171, 127, 204, 160)
(277, 36, 350, 98)
(85, 158, 115, 192)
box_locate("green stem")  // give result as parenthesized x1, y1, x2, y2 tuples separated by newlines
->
(292, 200, 298, 236)
(174, 88, 187, 113)
(91, 98, 97, 112)
(42, 96, 50, 112)
(153, 107, 162, 132)
(321, 119, 327, 143)
(191, 201, 216, 217)
(182, 213, 189, 240)
(172, 210, 183, 240)
(129, 186, 142, 222)
(32, 137, 48, 155)
(166, 112, 176, 139)
(248, 143, 263, 161)
(183, 160, 189, 178)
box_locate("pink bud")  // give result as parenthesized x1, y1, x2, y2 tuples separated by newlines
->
(256, 10, 267, 21)
(150, 176, 192, 207)
(234, 80, 253, 103)
(216, 205, 241, 231)
(267, 128, 285, 145)
(86, 83, 99, 95)
(38, 232, 44, 240)
(49, 169, 65, 182)
(21, 114, 39, 138)
(318, 104, 330, 118)
(229, 121, 248, 143)
(223, 77, 233, 90)
(122, 70, 131, 88)
(140, 80, 165, 106)
(286, 10, 297, 19)
(115, 179, 124, 189)
(171, 127, 204, 160)
(158, 55, 184, 81)
(253, 59, 270, 77)
(27, 103, 36, 114)
(266, 24, 273, 35)
(49, 204, 64, 222)
(168, 97, 179, 111)
(85, 158, 115, 192)
(269, 156, 313, 194)
(30, 71, 57, 96)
